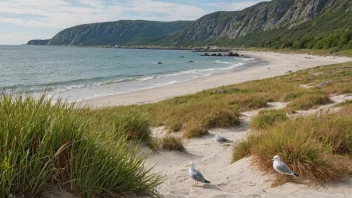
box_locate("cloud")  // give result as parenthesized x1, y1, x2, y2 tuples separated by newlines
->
(0, 0, 208, 29)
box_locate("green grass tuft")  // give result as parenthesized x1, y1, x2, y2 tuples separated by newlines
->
(334, 100, 352, 107)
(251, 109, 287, 130)
(159, 136, 185, 151)
(0, 94, 163, 197)
(233, 107, 352, 183)
(232, 135, 259, 162)
(286, 93, 332, 112)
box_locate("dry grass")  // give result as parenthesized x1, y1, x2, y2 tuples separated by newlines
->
(285, 93, 332, 113)
(334, 100, 352, 107)
(250, 109, 287, 130)
(233, 107, 352, 183)
(159, 136, 185, 151)
(98, 61, 352, 138)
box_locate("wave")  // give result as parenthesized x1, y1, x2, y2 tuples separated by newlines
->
(2, 61, 250, 96)
(214, 60, 231, 64)
(157, 62, 245, 78)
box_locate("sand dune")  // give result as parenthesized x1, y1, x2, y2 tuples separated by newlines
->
(143, 98, 352, 198)
(81, 51, 352, 197)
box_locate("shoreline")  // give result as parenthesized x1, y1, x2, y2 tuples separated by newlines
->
(81, 51, 352, 107)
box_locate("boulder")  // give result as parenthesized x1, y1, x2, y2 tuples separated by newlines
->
(157, 62, 163, 64)
(217, 53, 223, 56)
(225, 51, 239, 57)
(211, 53, 217, 56)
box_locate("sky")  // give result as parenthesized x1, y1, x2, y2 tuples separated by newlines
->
(0, 0, 268, 45)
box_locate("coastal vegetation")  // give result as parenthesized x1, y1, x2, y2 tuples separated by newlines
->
(250, 109, 287, 130)
(2, 62, 352, 196)
(158, 136, 185, 151)
(0, 94, 163, 197)
(101, 61, 352, 139)
(232, 105, 352, 183)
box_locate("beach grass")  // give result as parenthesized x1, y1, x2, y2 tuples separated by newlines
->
(250, 109, 287, 130)
(0, 94, 163, 197)
(333, 100, 352, 107)
(98, 61, 352, 138)
(285, 93, 332, 113)
(159, 136, 185, 151)
(233, 107, 352, 182)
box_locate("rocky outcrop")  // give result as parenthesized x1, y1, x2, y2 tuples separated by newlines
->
(225, 51, 239, 57)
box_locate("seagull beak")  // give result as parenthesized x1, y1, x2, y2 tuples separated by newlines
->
(271, 159, 274, 161)
(186, 164, 189, 167)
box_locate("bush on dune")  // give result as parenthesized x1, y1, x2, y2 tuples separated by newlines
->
(159, 136, 185, 151)
(250, 109, 287, 130)
(0, 94, 163, 197)
(233, 108, 352, 183)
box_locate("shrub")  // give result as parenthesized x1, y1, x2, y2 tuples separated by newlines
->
(251, 109, 287, 130)
(159, 136, 185, 151)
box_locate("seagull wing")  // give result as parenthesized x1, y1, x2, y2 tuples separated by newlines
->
(276, 162, 294, 175)
(190, 170, 207, 183)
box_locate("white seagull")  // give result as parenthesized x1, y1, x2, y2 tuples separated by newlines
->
(214, 134, 233, 143)
(186, 162, 210, 186)
(273, 155, 299, 177)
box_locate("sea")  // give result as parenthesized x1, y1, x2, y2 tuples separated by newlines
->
(0, 45, 259, 101)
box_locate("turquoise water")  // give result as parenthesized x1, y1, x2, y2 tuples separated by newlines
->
(0, 45, 258, 101)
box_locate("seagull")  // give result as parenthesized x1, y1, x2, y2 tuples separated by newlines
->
(273, 155, 299, 177)
(214, 134, 233, 143)
(186, 162, 210, 186)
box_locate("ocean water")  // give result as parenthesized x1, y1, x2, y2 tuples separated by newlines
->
(0, 45, 258, 101)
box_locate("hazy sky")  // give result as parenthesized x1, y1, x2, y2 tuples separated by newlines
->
(0, 0, 267, 45)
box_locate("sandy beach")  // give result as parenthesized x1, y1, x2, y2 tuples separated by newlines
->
(82, 51, 352, 107)
(142, 94, 352, 198)
(80, 51, 352, 198)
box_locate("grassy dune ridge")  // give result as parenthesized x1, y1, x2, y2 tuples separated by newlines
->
(102, 61, 352, 139)
(0, 95, 163, 197)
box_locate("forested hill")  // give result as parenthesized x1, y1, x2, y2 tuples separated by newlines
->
(171, 0, 352, 50)
(28, 0, 352, 51)
(28, 20, 191, 46)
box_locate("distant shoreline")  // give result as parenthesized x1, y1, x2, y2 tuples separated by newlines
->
(81, 51, 352, 107)
(26, 43, 244, 53)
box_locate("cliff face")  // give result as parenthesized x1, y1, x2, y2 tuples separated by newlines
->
(177, 0, 349, 42)
(28, 20, 191, 46)
(27, 0, 351, 46)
